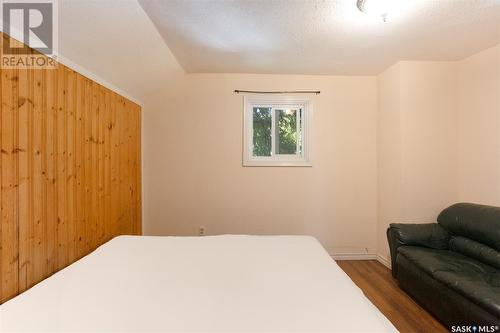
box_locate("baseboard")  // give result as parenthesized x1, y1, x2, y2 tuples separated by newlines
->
(376, 254, 391, 269)
(330, 252, 392, 270)
(330, 253, 378, 260)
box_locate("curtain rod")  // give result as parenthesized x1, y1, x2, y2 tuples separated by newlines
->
(234, 90, 320, 95)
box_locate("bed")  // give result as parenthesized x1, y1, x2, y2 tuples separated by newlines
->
(0, 235, 397, 332)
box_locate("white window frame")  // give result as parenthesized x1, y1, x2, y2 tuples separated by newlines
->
(243, 95, 312, 167)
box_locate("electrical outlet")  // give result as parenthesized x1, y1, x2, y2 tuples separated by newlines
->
(199, 227, 205, 236)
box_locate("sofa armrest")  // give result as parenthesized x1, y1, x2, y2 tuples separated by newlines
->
(387, 223, 449, 277)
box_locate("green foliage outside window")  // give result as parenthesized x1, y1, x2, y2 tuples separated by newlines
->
(276, 110, 297, 154)
(252, 107, 299, 156)
(253, 107, 272, 156)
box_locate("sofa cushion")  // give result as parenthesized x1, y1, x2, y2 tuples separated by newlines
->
(398, 246, 500, 317)
(449, 236, 500, 270)
(438, 203, 500, 251)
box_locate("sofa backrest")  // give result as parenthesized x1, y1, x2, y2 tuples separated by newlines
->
(438, 203, 500, 269)
(438, 203, 500, 251)
(448, 236, 500, 270)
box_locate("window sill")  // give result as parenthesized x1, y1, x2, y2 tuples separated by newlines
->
(243, 160, 312, 167)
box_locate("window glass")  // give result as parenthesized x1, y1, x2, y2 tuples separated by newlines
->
(244, 98, 310, 167)
(252, 107, 272, 156)
(275, 109, 298, 155)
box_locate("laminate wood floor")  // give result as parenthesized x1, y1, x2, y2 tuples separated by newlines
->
(336, 260, 448, 333)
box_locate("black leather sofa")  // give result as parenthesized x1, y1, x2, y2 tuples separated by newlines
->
(387, 203, 500, 327)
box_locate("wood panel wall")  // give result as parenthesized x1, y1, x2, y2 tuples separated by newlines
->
(0, 33, 142, 304)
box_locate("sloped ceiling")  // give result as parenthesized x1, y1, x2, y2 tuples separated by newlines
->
(58, 0, 184, 103)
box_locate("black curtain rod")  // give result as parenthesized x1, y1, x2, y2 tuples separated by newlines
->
(234, 90, 320, 95)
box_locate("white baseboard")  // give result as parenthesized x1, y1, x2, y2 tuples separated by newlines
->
(330, 253, 377, 260)
(330, 252, 392, 270)
(376, 254, 391, 269)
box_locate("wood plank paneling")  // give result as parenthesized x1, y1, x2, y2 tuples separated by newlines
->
(1, 41, 19, 302)
(17, 63, 31, 293)
(56, 66, 68, 271)
(0, 32, 141, 304)
(75, 74, 86, 259)
(103, 89, 111, 242)
(32, 66, 46, 284)
(45, 68, 57, 275)
(66, 68, 77, 264)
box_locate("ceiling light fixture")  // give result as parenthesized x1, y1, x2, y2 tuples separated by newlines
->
(357, 0, 397, 22)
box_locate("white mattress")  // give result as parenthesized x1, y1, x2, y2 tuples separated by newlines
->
(0, 235, 398, 332)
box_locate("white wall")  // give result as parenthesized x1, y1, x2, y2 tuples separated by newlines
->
(399, 62, 459, 222)
(143, 74, 379, 255)
(377, 63, 403, 261)
(457, 45, 500, 205)
(377, 61, 459, 261)
(131, 34, 500, 263)
(143, 48, 500, 261)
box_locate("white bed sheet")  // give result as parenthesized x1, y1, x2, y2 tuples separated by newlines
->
(0, 235, 398, 332)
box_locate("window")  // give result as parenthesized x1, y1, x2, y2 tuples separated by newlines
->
(243, 96, 312, 166)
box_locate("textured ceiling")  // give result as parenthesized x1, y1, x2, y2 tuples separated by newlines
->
(139, 0, 500, 75)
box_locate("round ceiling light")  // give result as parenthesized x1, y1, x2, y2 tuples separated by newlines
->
(357, 0, 397, 21)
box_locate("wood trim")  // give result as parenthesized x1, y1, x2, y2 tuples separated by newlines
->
(0, 32, 142, 304)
